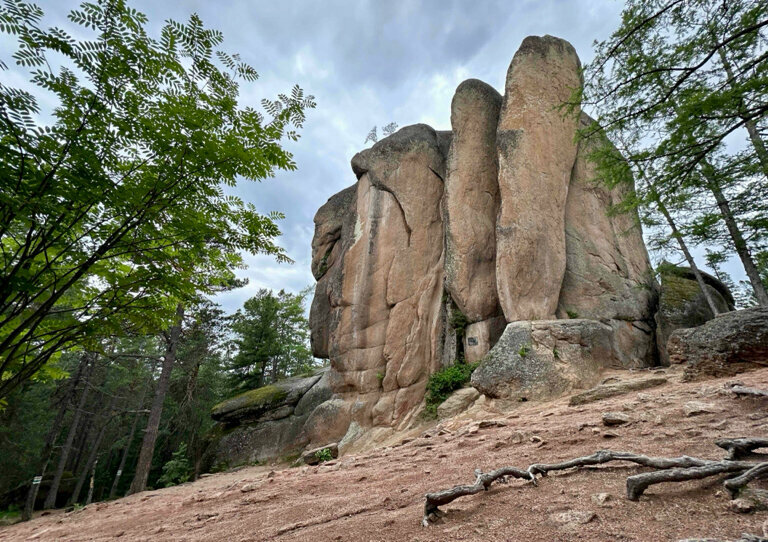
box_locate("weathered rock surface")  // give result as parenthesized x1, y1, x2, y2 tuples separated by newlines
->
(602, 412, 631, 426)
(316, 123, 448, 434)
(209, 369, 332, 467)
(211, 372, 324, 425)
(463, 317, 506, 363)
(557, 112, 657, 324)
(309, 185, 357, 359)
(301, 443, 339, 465)
(444, 79, 503, 323)
(437, 387, 481, 419)
(568, 376, 668, 406)
(471, 319, 637, 400)
(656, 266, 735, 364)
(495, 35, 581, 321)
(668, 307, 768, 378)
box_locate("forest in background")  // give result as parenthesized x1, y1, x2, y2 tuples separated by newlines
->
(0, 287, 318, 516)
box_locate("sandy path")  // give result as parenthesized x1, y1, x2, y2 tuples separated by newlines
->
(4, 366, 768, 541)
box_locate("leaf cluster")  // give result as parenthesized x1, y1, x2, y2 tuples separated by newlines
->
(0, 0, 315, 397)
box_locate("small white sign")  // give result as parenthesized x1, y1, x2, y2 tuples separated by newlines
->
(32, 476, 42, 485)
(116, 469, 122, 476)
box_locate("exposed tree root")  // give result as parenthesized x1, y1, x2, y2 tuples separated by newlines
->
(422, 442, 768, 526)
(724, 462, 768, 498)
(626, 461, 755, 501)
(716, 438, 768, 460)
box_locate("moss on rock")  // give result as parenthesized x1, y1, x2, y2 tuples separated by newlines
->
(662, 275, 704, 310)
(211, 385, 288, 423)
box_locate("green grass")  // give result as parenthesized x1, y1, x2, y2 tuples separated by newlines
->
(0, 506, 21, 526)
(424, 361, 479, 418)
(449, 308, 469, 338)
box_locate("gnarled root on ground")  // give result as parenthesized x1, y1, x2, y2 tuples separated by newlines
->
(422, 442, 768, 527)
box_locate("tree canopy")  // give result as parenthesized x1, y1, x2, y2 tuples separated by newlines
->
(227, 287, 314, 392)
(581, 0, 768, 305)
(0, 0, 315, 398)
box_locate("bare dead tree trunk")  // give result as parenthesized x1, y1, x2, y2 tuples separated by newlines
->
(43, 354, 94, 510)
(109, 382, 148, 499)
(128, 304, 184, 495)
(701, 164, 768, 306)
(21, 355, 88, 520)
(69, 383, 104, 479)
(85, 458, 98, 505)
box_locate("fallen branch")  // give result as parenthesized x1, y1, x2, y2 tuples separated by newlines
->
(422, 443, 765, 526)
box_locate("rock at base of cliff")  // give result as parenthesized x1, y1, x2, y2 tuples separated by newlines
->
(463, 317, 506, 363)
(211, 415, 309, 469)
(471, 319, 655, 400)
(208, 368, 333, 469)
(211, 371, 325, 426)
(301, 443, 339, 465)
(437, 387, 481, 419)
(667, 307, 768, 379)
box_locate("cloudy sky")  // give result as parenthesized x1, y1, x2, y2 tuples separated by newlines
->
(10, 0, 634, 313)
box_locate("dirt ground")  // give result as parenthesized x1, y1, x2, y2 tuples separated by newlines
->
(4, 365, 768, 542)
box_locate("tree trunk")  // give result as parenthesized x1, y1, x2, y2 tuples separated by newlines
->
(43, 354, 94, 509)
(68, 392, 118, 505)
(128, 304, 184, 495)
(22, 356, 88, 520)
(718, 49, 768, 180)
(68, 386, 103, 479)
(648, 183, 722, 315)
(109, 383, 148, 499)
(701, 166, 768, 306)
(85, 458, 98, 506)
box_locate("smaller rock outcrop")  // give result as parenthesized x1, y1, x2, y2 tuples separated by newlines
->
(208, 369, 332, 468)
(655, 265, 735, 364)
(668, 307, 768, 378)
(211, 372, 324, 425)
(568, 375, 667, 406)
(301, 443, 339, 465)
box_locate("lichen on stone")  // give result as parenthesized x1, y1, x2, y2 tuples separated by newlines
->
(211, 385, 288, 420)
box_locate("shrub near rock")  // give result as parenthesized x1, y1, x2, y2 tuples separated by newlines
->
(424, 361, 479, 417)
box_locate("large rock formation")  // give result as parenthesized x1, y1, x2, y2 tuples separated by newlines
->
(305, 34, 658, 440)
(495, 35, 582, 322)
(208, 370, 331, 468)
(444, 79, 503, 323)
(205, 35, 659, 467)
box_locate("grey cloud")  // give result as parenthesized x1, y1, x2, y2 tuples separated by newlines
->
(19, 0, 635, 313)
